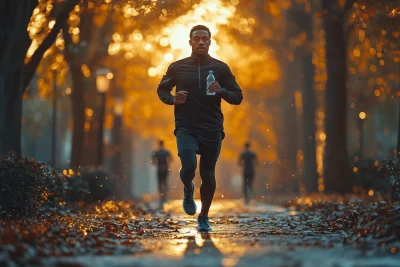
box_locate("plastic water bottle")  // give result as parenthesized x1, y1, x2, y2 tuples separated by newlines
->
(206, 70, 216, 96)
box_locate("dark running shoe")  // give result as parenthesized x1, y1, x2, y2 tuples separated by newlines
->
(197, 215, 212, 231)
(182, 182, 197, 215)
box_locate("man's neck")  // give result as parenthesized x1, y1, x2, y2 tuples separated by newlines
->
(191, 52, 210, 60)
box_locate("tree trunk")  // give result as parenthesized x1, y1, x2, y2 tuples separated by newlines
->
(278, 57, 299, 193)
(322, 1, 351, 193)
(0, 0, 38, 157)
(82, 78, 98, 166)
(96, 93, 106, 167)
(276, 8, 301, 194)
(397, 61, 400, 154)
(0, 70, 23, 157)
(301, 51, 318, 193)
(121, 128, 133, 199)
(112, 115, 124, 199)
(298, 10, 318, 193)
(69, 66, 86, 168)
(63, 2, 113, 168)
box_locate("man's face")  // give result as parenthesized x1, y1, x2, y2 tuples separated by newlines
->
(189, 30, 211, 55)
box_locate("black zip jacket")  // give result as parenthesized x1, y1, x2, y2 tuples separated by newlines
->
(157, 53, 243, 142)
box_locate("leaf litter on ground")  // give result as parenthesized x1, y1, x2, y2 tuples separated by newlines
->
(0, 198, 399, 266)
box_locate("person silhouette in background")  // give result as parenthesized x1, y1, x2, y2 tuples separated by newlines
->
(151, 140, 172, 208)
(238, 142, 258, 205)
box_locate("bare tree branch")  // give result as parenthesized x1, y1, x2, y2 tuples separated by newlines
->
(23, 0, 80, 90)
(87, 10, 114, 69)
(0, 0, 38, 73)
(79, 0, 94, 46)
(62, 16, 76, 66)
(341, 0, 356, 17)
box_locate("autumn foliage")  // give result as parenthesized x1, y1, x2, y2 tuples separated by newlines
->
(381, 154, 400, 201)
(0, 155, 47, 218)
(0, 201, 153, 265)
(0, 155, 118, 219)
(295, 199, 400, 251)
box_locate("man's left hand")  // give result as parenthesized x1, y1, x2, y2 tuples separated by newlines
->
(207, 81, 222, 94)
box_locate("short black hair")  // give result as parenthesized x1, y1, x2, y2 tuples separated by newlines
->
(189, 25, 211, 39)
(245, 142, 250, 148)
(159, 140, 164, 146)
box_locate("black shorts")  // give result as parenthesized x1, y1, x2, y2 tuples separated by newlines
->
(175, 130, 222, 161)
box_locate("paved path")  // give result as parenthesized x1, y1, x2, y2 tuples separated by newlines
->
(45, 199, 400, 267)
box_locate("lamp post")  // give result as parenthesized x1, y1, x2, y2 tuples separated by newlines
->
(112, 98, 123, 179)
(358, 111, 367, 168)
(95, 68, 112, 167)
(51, 63, 59, 167)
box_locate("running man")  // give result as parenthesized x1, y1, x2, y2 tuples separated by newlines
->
(156, 25, 243, 231)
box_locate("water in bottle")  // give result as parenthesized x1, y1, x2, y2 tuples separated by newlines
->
(206, 70, 216, 96)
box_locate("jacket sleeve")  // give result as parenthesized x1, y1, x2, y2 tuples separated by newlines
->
(219, 64, 243, 105)
(157, 64, 176, 105)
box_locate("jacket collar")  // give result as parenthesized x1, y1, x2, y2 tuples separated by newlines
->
(190, 52, 211, 62)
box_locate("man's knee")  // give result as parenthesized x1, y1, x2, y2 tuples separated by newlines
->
(179, 149, 197, 179)
(200, 168, 213, 179)
(199, 158, 216, 185)
(203, 178, 216, 189)
(200, 169, 216, 187)
(180, 166, 196, 178)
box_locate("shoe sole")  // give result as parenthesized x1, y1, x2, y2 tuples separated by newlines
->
(197, 227, 212, 232)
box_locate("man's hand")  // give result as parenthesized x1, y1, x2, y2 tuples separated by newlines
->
(174, 91, 188, 105)
(207, 81, 222, 94)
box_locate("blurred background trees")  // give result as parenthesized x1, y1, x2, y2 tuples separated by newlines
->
(1, 0, 399, 199)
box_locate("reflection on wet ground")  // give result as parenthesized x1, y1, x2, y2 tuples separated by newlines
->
(139, 228, 262, 260)
(163, 199, 286, 217)
(45, 199, 400, 267)
(139, 199, 284, 260)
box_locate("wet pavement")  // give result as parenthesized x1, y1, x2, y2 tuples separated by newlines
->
(45, 199, 400, 267)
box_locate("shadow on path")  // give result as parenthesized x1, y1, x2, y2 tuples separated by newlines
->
(183, 232, 223, 259)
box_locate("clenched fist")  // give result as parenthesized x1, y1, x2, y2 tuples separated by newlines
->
(174, 91, 188, 105)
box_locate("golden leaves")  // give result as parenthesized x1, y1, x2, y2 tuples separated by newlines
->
(388, 8, 399, 18)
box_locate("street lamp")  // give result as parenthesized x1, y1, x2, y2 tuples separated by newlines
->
(112, 97, 123, 181)
(95, 68, 112, 167)
(114, 98, 123, 116)
(358, 111, 367, 171)
(51, 63, 59, 167)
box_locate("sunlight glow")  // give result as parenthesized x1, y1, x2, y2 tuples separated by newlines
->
(157, 0, 236, 66)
